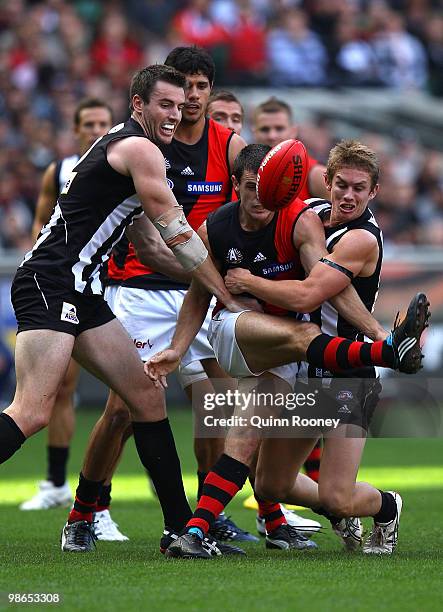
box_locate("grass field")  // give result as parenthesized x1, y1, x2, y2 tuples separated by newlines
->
(0, 408, 442, 611)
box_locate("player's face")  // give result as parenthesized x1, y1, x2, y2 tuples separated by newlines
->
(208, 100, 243, 134)
(182, 73, 211, 124)
(327, 167, 379, 224)
(253, 111, 296, 148)
(140, 81, 185, 144)
(75, 107, 113, 153)
(234, 170, 274, 225)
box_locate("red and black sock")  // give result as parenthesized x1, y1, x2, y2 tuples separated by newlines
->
(96, 483, 112, 512)
(256, 498, 286, 533)
(186, 454, 249, 536)
(306, 334, 394, 372)
(47, 446, 69, 487)
(196, 471, 208, 501)
(68, 472, 103, 524)
(304, 440, 322, 482)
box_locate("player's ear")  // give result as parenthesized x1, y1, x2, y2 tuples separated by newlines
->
(132, 94, 144, 113)
(368, 183, 379, 200)
(323, 171, 332, 191)
(232, 174, 240, 195)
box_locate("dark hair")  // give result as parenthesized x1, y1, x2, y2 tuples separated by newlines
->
(129, 64, 186, 111)
(253, 97, 293, 123)
(233, 144, 271, 183)
(327, 139, 380, 189)
(208, 90, 244, 118)
(165, 46, 215, 84)
(74, 97, 113, 126)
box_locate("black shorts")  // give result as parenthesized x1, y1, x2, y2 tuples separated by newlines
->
(11, 267, 115, 337)
(293, 371, 381, 434)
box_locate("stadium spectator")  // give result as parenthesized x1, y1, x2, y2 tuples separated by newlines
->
(266, 8, 328, 87)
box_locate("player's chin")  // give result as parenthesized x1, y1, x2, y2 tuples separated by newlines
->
(157, 131, 174, 144)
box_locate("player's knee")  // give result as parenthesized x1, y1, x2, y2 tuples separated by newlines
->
(319, 489, 352, 518)
(255, 477, 290, 502)
(103, 396, 131, 430)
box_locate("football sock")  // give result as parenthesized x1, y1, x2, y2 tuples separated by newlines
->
(304, 440, 322, 482)
(96, 483, 112, 512)
(313, 506, 341, 526)
(257, 499, 287, 532)
(306, 334, 394, 372)
(197, 470, 208, 501)
(68, 472, 102, 523)
(47, 446, 69, 487)
(373, 491, 397, 523)
(132, 419, 192, 531)
(0, 413, 26, 463)
(186, 454, 249, 536)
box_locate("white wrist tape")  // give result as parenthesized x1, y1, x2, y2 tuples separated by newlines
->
(153, 206, 208, 272)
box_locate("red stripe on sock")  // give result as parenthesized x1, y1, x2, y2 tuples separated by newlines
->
(205, 471, 240, 497)
(266, 515, 287, 532)
(348, 341, 364, 368)
(323, 337, 344, 371)
(306, 470, 320, 482)
(187, 517, 209, 533)
(198, 495, 225, 518)
(257, 501, 281, 516)
(307, 447, 322, 461)
(74, 496, 97, 507)
(68, 509, 93, 524)
(370, 341, 387, 367)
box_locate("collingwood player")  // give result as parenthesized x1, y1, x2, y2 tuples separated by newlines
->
(19, 99, 115, 527)
(0, 64, 241, 554)
(145, 143, 429, 558)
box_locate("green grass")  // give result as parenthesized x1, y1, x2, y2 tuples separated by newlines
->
(0, 409, 442, 611)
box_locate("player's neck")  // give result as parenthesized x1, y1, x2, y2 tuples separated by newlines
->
(174, 115, 206, 145)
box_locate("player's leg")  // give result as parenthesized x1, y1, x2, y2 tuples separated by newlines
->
(62, 317, 192, 552)
(19, 358, 79, 511)
(253, 435, 320, 551)
(183, 359, 258, 543)
(1, 329, 74, 463)
(230, 292, 429, 375)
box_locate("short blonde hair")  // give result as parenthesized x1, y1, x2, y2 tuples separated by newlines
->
(326, 140, 379, 189)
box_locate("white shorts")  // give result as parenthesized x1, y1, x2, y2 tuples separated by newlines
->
(104, 286, 215, 365)
(177, 361, 208, 389)
(208, 308, 299, 388)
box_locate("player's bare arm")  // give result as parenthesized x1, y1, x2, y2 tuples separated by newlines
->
(107, 135, 238, 309)
(225, 212, 387, 338)
(228, 133, 247, 172)
(127, 215, 191, 283)
(32, 162, 57, 241)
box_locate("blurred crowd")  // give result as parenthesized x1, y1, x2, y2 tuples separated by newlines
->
(0, 0, 443, 252)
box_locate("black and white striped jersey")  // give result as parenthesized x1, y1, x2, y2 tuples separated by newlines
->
(54, 154, 80, 197)
(307, 198, 383, 340)
(21, 119, 146, 295)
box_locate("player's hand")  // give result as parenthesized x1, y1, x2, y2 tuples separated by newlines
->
(224, 268, 253, 294)
(144, 349, 181, 389)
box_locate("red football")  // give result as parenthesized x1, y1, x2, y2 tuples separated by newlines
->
(256, 139, 309, 211)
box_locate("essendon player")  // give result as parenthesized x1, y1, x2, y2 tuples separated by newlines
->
(68, 47, 257, 546)
(145, 144, 429, 558)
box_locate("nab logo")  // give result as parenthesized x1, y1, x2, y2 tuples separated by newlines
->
(227, 248, 243, 264)
(61, 302, 79, 325)
(166, 178, 174, 190)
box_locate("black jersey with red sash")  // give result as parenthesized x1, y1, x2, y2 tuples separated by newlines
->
(206, 198, 308, 317)
(106, 118, 234, 290)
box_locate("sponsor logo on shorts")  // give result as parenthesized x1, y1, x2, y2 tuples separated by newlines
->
(133, 338, 153, 350)
(227, 248, 243, 264)
(61, 302, 79, 325)
(337, 390, 353, 402)
(187, 181, 223, 194)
